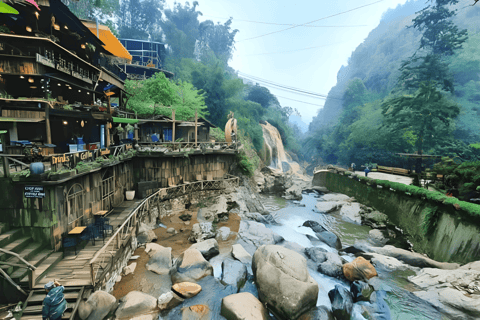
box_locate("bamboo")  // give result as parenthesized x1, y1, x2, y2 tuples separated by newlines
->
(0, 248, 36, 270)
(0, 266, 27, 296)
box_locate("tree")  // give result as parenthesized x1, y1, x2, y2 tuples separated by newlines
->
(246, 85, 279, 109)
(118, 0, 164, 41)
(381, 81, 460, 172)
(197, 18, 238, 63)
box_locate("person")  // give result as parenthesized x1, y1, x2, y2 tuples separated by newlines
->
(364, 167, 370, 177)
(351, 163, 356, 172)
(42, 280, 67, 320)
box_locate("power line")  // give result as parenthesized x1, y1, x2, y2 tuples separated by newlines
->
(202, 14, 370, 28)
(238, 72, 329, 98)
(273, 94, 325, 107)
(237, 41, 348, 57)
(237, 0, 385, 42)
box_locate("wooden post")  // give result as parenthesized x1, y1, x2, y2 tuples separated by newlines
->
(106, 122, 110, 148)
(172, 109, 176, 144)
(90, 263, 95, 287)
(45, 104, 52, 144)
(195, 110, 198, 146)
(28, 268, 36, 289)
(106, 95, 112, 148)
(116, 233, 120, 249)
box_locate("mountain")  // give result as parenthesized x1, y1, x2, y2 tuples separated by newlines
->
(289, 115, 308, 133)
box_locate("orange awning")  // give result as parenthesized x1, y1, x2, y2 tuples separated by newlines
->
(82, 21, 132, 61)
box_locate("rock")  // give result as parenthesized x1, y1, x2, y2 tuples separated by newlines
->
(305, 247, 327, 263)
(369, 229, 386, 244)
(365, 253, 409, 271)
(172, 282, 202, 299)
(190, 239, 220, 261)
(216, 227, 231, 241)
(242, 212, 268, 224)
(221, 292, 270, 320)
(236, 221, 276, 255)
(315, 202, 341, 213)
(131, 315, 155, 320)
(318, 252, 344, 278)
(123, 262, 137, 276)
(320, 193, 351, 202)
(360, 290, 391, 320)
(167, 227, 176, 234)
(279, 241, 306, 257)
(171, 248, 214, 284)
(315, 231, 342, 250)
(328, 285, 353, 320)
(231, 244, 252, 265)
(350, 281, 374, 302)
(145, 243, 167, 257)
(137, 230, 157, 244)
(273, 232, 285, 244)
(302, 220, 327, 233)
(146, 246, 172, 275)
(188, 223, 216, 243)
(253, 245, 319, 320)
(221, 258, 247, 290)
(115, 291, 157, 320)
(363, 210, 389, 228)
(297, 306, 334, 320)
(343, 256, 377, 281)
(158, 291, 184, 311)
(181, 304, 210, 320)
(78, 291, 116, 320)
(116, 275, 122, 282)
(197, 195, 228, 222)
(339, 202, 363, 224)
(285, 184, 303, 200)
(185, 221, 191, 226)
(130, 255, 140, 260)
(263, 214, 280, 225)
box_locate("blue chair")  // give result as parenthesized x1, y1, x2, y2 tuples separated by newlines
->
(62, 235, 78, 255)
(80, 225, 96, 246)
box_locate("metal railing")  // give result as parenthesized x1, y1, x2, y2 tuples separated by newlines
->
(88, 175, 240, 287)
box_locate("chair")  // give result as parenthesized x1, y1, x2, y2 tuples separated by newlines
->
(79, 224, 96, 246)
(62, 234, 78, 255)
(102, 218, 114, 235)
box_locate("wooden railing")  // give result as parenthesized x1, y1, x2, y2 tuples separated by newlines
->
(138, 141, 238, 153)
(88, 175, 240, 287)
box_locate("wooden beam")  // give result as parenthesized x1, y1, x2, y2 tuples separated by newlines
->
(172, 109, 176, 143)
(45, 105, 52, 144)
(195, 110, 198, 146)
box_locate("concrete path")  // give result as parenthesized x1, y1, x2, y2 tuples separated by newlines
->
(362, 171, 413, 185)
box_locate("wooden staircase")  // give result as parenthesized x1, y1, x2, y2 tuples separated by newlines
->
(20, 286, 86, 320)
(0, 223, 63, 291)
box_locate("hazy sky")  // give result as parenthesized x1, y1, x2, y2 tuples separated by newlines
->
(164, 0, 416, 124)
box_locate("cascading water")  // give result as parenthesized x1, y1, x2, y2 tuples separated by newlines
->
(260, 121, 302, 173)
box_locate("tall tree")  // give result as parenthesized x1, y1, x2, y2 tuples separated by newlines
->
(197, 18, 238, 63)
(118, 0, 164, 41)
(381, 81, 460, 173)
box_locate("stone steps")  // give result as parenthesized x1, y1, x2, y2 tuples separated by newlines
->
(21, 287, 84, 320)
(20, 252, 63, 287)
(1, 242, 44, 274)
(10, 249, 54, 282)
(0, 228, 23, 251)
(0, 236, 31, 261)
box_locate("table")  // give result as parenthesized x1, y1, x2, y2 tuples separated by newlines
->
(68, 226, 86, 235)
(94, 210, 108, 216)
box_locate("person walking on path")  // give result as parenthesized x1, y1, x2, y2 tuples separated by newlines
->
(351, 163, 356, 172)
(42, 280, 67, 320)
(364, 167, 370, 177)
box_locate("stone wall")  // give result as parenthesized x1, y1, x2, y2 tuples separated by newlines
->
(313, 170, 480, 264)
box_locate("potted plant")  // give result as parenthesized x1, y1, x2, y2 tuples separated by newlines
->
(11, 169, 30, 182)
(125, 190, 135, 200)
(75, 161, 93, 174)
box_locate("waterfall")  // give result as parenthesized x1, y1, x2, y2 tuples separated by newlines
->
(260, 121, 301, 173)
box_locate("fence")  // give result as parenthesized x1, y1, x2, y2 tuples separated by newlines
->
(88, 174, 240, 287)
(138, 141, 238, 153)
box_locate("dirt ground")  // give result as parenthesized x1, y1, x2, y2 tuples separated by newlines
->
(111, 207, 241, 299)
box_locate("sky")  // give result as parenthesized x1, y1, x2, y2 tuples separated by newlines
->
(163, 0, 416, 124)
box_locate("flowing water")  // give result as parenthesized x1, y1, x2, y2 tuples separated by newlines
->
(260, 192, 445, 320)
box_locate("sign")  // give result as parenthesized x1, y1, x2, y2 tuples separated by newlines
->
(25, 186, 45, 198)
(51, 151, 93, 165)
(100, 149, 110, 156)
(36, 53, 55, 69)
(125, 144, 132, 150)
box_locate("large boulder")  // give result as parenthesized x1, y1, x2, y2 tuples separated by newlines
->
(221, 292, 270, 320)
(297, 306, 334, 320)
(221, 258, 247, 291)
(231, 244, 252, 265)
(241, 212, 268, 224)
(123, 262, 137, 276)
(315, 202, 341, 213)
(78, 291, 116, 320)
(171, 248, 214, 284)
(252, 245, 319, 320)
(302, 220, 327, 233)
(305, 247, 327, 264)
(172, 282, 202, 299)
(315, 231, 342, 250)
(137, 223, 157, 244)
(350, 281, 374, 302)
(328, 285, 353, 320)
(362, 210, 389, 228)
(343, 256, 377, 281)
(158, 291, 184, 311)
(189, 239, 220, 261)
(236, 221, 276, 255)
(115, 291, 157, 320)
(319, 193, 351, 202)
(145, 243, 168, 256)
(338, 202, 363, 224)
(188, 223, 216, 243)
(146, 245, 172, 275)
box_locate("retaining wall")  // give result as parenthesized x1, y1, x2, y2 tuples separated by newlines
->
(313, 170, 480, 264)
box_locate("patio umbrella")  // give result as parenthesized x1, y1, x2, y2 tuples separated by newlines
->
(0, 2, 19, 14)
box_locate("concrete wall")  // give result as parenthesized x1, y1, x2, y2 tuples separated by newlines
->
(313, 170, 480, 264)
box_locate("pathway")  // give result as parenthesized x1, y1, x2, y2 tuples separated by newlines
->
(363, 171, 413, 185)
(33, 200, 141, 289)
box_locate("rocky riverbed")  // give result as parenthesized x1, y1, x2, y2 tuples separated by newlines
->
(77, 173, 480, 320)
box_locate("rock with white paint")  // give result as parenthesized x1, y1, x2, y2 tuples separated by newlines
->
(115, 291, 157, 320)
(216, 227, 231, 241)
(123, 262, 137, 276)
(188, 222, 216, 243)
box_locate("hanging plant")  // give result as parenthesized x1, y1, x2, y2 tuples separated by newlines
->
(125, 124, 134, 133)
(116, 126, 124, 134)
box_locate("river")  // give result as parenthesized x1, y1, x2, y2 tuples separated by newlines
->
(260, 191, 444, 320)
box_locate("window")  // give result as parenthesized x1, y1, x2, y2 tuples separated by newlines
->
(66, 183, 85, 225)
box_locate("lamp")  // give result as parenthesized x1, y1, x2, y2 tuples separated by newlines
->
(63, 121, 68, 125)
(81, 44, 86, 49)
(78, 90, 81, 92)
(35, 11, 39, 19)
(64, 25, 68, 30)
(26, 26, 32, 32)
(20, 76, 24, 79)
(81, 120, 84, 127)
(57, 83, 61, 86)
(53, 24, 60, 31)
(28, 77, 34, 83)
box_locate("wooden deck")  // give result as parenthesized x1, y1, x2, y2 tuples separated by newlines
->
(33, 200, 141, 288)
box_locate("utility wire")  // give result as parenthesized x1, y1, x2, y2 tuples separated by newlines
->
(273, 94, 325, 107)
(236, 41, 348, 57)
(240, 76, 329, 99)
(202, 14, 370, 28)
(237, 0, 385, 42)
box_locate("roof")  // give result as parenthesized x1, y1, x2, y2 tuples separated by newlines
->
(0, 117, 44, 123)
(82, 20, 132, 61)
